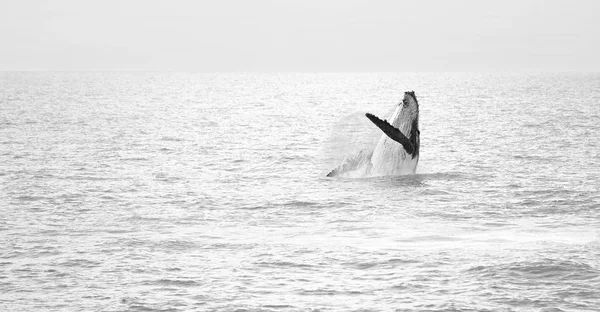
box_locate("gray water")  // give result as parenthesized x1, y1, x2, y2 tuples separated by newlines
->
(1, 72, 600, 311)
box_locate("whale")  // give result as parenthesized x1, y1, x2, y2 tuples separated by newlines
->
(327, 91, 420, 177)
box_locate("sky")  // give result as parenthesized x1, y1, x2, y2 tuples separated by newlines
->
(1, 0, 599, 72)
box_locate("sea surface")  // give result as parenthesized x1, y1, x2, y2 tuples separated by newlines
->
(1, 72, 600, 311)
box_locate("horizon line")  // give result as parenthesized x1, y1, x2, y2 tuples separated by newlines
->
(1, 70, 599, 74)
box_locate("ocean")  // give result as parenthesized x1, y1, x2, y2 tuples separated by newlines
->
(1, 72, 599, 311)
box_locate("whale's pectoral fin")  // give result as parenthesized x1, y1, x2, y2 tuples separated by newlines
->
(365, 113, 414, 154)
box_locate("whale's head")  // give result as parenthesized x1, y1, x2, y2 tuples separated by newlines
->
(393, 91, 419, 131)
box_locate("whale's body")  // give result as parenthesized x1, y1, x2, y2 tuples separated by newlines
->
(328, 91, 420, 177)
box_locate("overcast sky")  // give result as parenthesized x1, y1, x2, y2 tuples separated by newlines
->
(1, 0, 599, 71)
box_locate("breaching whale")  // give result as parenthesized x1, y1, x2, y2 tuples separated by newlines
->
(327, 91, 420, 177)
